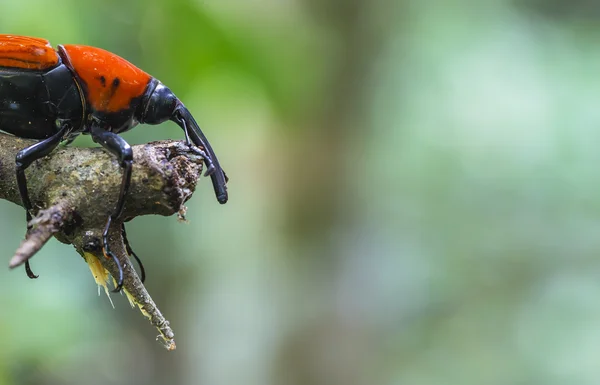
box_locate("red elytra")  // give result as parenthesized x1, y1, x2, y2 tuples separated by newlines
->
(0, 34, 60, 70)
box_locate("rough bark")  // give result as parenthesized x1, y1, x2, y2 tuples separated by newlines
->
(0, 132, 207, 350)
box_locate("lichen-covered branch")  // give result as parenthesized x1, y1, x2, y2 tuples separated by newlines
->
(0, 132, 206, 350)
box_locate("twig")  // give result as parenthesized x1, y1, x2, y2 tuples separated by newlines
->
(9, 202, 67, 269)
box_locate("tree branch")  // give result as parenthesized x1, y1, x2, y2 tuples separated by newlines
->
(0, 132, 207, 350)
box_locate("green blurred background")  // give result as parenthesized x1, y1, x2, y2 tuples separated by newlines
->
(2, 0, 600, 384)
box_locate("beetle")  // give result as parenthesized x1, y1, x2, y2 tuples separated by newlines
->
(0, 34, 228, 291)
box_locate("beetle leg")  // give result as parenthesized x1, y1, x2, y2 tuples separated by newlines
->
(122, 223, 146, 283)
(16, 125, 68, 279)
(25, 261, 38, 279)
(16, 126, 68, 219)
(90, 125, 133, 293)
(101, 216, 123, 292)
(173, 110, 216, 177)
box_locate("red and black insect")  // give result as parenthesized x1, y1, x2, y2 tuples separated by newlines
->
(0, 35, 228, 291)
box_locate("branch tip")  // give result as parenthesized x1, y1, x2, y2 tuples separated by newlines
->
(9, 204, 66, 268)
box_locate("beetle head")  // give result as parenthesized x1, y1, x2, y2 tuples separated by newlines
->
(138, 81, 228, 204)
(138, 82, 178, 125)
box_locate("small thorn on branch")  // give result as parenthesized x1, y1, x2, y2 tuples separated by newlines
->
(84, 223, 177, 350)
(9, 203, 67, 269)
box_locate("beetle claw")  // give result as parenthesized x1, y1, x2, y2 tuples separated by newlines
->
(204, 163, 216, 177)
(187, 144, 216, 176)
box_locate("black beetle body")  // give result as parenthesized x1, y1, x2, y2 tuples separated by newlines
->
(0, 64, 83, 139)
